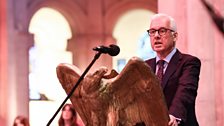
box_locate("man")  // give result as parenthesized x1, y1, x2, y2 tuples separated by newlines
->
(145, 14, 201, 126)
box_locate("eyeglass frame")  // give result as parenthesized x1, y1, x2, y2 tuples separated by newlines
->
(147, 27, 175, 37)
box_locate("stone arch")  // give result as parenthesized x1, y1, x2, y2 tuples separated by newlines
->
(27, 0, 87, 35)
(26, 0, 88, 68)
(104, 0, 158, 34)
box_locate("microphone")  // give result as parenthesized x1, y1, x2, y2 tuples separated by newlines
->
(93, 44, 120, 56)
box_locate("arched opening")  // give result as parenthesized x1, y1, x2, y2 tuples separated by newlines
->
(28, 7, 72, 126)
(113, 9, 156, 72)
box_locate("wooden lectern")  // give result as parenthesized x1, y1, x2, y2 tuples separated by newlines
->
(56, 57, 169, 126)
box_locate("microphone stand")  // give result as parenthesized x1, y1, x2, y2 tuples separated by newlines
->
(46, 52, 102, 126)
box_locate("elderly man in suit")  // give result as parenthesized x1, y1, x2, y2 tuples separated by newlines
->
(145, 13, 201, 126)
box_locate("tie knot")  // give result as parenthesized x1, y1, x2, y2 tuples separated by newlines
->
(157, 60, 165, 66)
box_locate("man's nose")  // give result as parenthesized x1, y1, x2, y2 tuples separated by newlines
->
(154, 30, 160, 36)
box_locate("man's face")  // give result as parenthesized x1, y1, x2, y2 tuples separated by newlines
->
(149, 16, 177, 56)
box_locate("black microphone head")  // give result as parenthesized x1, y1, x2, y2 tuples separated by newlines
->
(108, 44, 120, 56)
(93, 44, 120, 56)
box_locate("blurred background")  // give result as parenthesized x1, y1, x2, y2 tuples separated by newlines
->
(0, 0, 224, 125)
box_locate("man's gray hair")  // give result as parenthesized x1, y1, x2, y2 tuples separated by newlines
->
(151, 13, 177, 32)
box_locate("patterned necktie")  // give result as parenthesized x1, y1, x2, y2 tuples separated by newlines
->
(157, 60, 165, 83)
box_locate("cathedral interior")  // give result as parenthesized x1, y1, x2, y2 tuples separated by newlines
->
(0, 0, 224, 126)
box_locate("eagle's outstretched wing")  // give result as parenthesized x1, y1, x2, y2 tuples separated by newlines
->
(56, 63, 110, 125)
(106, 57, 169, 125)
(56, 57, 169, 126)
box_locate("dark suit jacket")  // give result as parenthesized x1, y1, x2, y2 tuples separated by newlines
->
(145, 49, 201, 126)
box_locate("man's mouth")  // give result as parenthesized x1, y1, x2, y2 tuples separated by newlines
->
(154, 42, 163, 45)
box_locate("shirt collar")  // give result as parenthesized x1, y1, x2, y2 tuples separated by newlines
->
(156, 48, 177, 63)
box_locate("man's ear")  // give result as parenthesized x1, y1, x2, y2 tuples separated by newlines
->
(173, 32, 178, 41)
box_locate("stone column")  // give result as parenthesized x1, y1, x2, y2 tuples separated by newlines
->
(0, 0, 8, 125)
(5, 0, 34, 124)
(186, 1, 216, 125)
(7, 32, 33, 125)
(213, 1, 224, 125)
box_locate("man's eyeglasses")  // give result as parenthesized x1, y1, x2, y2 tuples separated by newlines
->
(147, 27, 175, 37)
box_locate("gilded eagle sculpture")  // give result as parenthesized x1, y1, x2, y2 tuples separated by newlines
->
(56, 57, 169, 126)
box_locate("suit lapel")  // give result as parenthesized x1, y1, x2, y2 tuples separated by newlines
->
(147, 58, 156, 73)
(162, 50, 182, 88)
